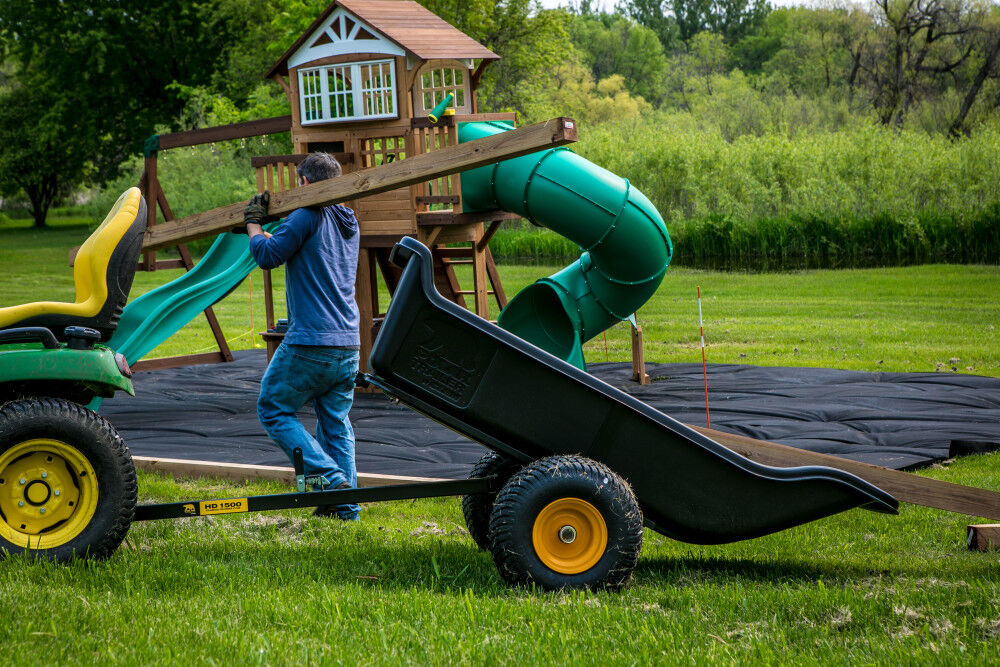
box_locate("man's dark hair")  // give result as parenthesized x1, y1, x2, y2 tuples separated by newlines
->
(297, 152, 342, 183)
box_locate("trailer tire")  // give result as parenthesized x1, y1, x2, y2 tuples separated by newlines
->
(461, 451, 522, 550)
(488, 455, 642, 591)
(0, 398, 136, 562)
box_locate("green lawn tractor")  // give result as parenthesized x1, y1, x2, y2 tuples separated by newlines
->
(0, 188, 146, 561)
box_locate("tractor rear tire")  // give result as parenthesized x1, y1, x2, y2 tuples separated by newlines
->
(0, 398, 136, 562)
(461, 451, 522, 550)
(488, 455, 642, 591)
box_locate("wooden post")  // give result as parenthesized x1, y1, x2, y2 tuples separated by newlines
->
(141, 156, 158, 271)
(255, 166, 277, 333)
(356, 249, 375, 375)
(472, 226, 489, 318)
(631, 321, 650, 384)
(483, 247, 507, 309)
(967, 524, 1000, 550)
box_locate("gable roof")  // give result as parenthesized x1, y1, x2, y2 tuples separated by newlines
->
(266, 0, 499, 79)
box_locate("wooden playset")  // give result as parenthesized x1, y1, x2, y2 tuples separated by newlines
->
(136, 0, 547, 374)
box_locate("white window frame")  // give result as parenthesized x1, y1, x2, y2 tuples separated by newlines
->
(298, 59, 398, 124)
(415, 62, 472, 116)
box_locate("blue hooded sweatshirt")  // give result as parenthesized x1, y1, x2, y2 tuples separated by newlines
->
(249, 204, 360, 347)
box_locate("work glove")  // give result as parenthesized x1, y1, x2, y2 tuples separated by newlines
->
(233, 191, 271, 234)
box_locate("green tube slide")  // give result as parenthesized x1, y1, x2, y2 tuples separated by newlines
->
(458, 121, 673, 369)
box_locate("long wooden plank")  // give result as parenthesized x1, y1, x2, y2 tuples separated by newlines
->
(142, 118, 577, 251)
(131, 456, 446, 487)
(131, 351, 228, 372)
(157, 116, 293, 150)
(691, 425, 1000, 521)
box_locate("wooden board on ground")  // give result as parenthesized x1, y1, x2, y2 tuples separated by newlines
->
(690, 424, 1000, 521)
(142, 117, 577, 251)
(131, 456, 444, 488)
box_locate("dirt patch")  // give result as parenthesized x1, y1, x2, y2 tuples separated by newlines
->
(829, 607, 852, 630)
(978, 618, 1000, 640)
(409, 521, 468, 537)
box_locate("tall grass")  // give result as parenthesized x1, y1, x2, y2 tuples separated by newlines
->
(489, 224, 580, 263)
(81, 113, 1000, 270)
(572, 114, 1000, 269)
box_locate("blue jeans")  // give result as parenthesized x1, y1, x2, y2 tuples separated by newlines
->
(257, 343, 360, 520)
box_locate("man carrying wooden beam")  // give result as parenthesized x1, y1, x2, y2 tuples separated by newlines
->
(236, 153, 363, 521)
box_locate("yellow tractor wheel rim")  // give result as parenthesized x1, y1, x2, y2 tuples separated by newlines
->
(532, 497, 608, 575)
(0, 439, 98, 549)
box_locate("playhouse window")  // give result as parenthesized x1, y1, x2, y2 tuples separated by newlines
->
(298, 59, 397, 124)
(417, 66, 469, 115)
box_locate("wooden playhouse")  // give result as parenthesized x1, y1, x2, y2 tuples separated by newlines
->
(257, 0, 520, 368)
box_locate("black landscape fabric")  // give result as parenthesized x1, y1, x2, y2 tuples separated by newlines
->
(98, 350, 1000, 478)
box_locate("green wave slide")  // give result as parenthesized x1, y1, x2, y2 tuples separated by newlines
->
(104, 121, 672, 375)
(106, 221, 280, 367)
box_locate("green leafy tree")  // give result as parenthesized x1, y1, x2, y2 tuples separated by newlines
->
(663, 0, 771, 44)
(617, 0, 681, 51)
(758, 9, 855, 97)
(0, 0, 261, 225)
(730, 7, 790, 73)
(525, 58, 651, 123)
(0, 69, 90, 227)
(567, 13, 667, 103)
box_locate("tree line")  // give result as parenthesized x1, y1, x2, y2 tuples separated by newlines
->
(1, 0, 998, 226)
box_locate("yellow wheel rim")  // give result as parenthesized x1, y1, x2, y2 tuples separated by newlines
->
(532, 497, 608, 575)
(0, 439, 98, 549)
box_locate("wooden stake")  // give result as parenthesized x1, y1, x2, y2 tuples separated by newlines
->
(356, 249, 375, 374)
(483, 247, 507, 309)
(967, 524, 1000, 550)
(631, 322, 650, 384)
(141, 157, 158, 271)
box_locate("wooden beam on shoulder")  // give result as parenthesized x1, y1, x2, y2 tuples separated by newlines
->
(141, 117, 578, 251)
(690, 424, 1000, 521)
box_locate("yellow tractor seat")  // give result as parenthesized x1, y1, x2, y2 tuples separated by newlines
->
(0, 188, 147, 341)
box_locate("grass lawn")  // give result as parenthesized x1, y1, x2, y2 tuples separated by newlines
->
(5, 220, 998, 375)
(2, 220, 999, 663)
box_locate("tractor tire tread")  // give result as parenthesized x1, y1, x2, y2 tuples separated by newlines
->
(0, 398, 136, 561)
(461, 451, 521, 551)
(488, 454, 642, 591)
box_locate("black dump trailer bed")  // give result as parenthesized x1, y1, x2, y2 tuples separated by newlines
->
(367, 238, 897, 556)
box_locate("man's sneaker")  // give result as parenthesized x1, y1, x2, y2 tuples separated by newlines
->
(313, 481, 352, 518)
